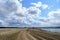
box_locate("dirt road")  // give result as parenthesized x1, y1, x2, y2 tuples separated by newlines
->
(0, 28, 60, 40)
(16, 28, 38, 40)
(13, 28, 60, 40)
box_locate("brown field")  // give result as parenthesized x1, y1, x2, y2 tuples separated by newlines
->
(0, 28, 60, 40)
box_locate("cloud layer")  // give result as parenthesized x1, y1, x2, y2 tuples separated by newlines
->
(0, 0, 60, 27)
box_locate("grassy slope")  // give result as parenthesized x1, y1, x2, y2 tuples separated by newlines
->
(28, 28, 60, 40)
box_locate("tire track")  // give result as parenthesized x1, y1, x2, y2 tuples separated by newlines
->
(0, 28, 60, 40)
(26, 33, 38, 40)
(28, 29, 59, 40)
(17, 29, 30, 40)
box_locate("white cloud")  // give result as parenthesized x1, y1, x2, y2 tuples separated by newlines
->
(46, 9, 60, 27)
(19, 0, 23, 2)
(0, 0, 60, 27)
(0, 0, 26, 27)
(27, 7, 41, 16)
(31, 2, 42, 8)
(48, 9, 60, 19)
(41, 4, 48, 9)
(0, 20, 9, 27)
(31, 2, 48, 9)
(0, 0, 50, 27)
(0, 0, 21, 17)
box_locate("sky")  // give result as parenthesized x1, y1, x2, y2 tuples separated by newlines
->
(0, 0, 60, 27)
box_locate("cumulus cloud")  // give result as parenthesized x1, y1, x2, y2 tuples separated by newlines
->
(41, 4, 48, 9)
(46, 9, 60, 27)
(48, 9, 60, 19)
(0, 0, 26, 27)
(31, 2, 42, 8)
(0, 0, 59, 27)
(31, 2, 48, 9)
(27, 7, 41, 18)
(0, 0, 20, 17)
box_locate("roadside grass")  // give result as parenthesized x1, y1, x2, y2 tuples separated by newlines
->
(0, 28, 21, 40)
(0, 28, 60, 40)
(28, 28, 60, 40)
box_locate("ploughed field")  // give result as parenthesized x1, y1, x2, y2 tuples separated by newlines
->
(0, 28, 60, 40)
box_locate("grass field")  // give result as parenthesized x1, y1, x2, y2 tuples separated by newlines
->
(0, 28, 60, 40)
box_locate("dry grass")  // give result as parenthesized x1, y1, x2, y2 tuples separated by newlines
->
(0, 28, 21, 40)
(0, 28, 60, 40)
(28, 28, 60, 40)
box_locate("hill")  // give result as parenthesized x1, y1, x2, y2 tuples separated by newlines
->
(0, 28, 60, 40)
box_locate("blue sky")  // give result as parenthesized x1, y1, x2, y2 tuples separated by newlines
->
(0, 0, 60, 27)
(22, 0, 60, 17)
